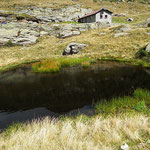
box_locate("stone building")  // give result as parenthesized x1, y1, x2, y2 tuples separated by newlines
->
(78, 8, 113, 24)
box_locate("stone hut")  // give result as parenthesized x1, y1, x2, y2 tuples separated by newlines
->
(78, 8, 113, 24)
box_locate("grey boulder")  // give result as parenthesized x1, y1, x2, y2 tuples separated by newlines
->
(57, 30, 80, 38)
(116, 26, 131, 32)
(66, 105, 95, 117)
(114, 32, 129, 37)
(145, 43, 150, 53)
(146, 18, 150, 27)
(63, 42, 88, 55)
(127, 18, 134, 22)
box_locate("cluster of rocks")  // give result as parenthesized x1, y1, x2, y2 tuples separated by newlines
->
(0, 22, 39, 45)
(0, 5, 111, 46)
(56, 22, 110, 38)
(0, 4, 92, 23)
(0, 21, 111, 46)
(17, 5, 92, 23)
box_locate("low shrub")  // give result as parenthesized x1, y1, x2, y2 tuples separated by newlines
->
(4, 40, 13, 47)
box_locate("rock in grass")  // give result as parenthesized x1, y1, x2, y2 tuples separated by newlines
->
(63, 42, 88, 55)
(115, 26, 131, 32)
(57, 30, 80, 38)
(114, 32, 129, 38)
(127, 18, 134, 22)
(146, 18, 150, 27)
(145, 43, 150, 53)
(67, 105, 95, 117)
(121, 143, 129, 150)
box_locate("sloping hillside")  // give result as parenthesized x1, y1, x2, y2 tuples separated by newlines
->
(0, 0, 150, 69)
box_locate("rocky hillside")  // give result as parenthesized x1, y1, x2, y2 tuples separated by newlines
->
(0, 5, 94, 45)
(0, 0, 150, 68)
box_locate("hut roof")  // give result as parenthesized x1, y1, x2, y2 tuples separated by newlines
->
(79, 8, 113, 19)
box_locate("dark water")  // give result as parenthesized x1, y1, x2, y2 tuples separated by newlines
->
(0, 62, 150, 129)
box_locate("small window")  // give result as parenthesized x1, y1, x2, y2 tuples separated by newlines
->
(105, 15, 108, 19)
(100, 14, 103, 19)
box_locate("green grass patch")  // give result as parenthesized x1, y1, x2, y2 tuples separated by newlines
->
(62, 21, 80, 24)
(132, 59, 150, 68)
(4, 122, 22, 136)
(112, 16, 129, 24)
(32, 57, 96, 73)
(112, 12, 150, 25)
(100, 57, 150, 68)
(95, 89, 150, 116)
(0, 60, 39, 72)
(100, 57, 132, 63)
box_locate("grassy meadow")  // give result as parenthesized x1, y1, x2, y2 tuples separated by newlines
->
(0, 1, 150, 149)
(0, 89, 150, 150)
(0, 0, 150, 70)
(1, 26, 150, 71)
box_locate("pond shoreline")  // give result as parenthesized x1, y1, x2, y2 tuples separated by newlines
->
(0, 61, 150, 112)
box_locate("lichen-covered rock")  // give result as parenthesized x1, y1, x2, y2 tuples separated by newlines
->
(63, 42, 88, 55)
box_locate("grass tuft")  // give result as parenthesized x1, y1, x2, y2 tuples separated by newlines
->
(95, 89, 150, 116)
(32, 57, 96, 73)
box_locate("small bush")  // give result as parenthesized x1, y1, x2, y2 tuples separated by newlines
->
(136, 48, 148, 58)
(133, 101, 146, 112)
(4, 40, 13, 47)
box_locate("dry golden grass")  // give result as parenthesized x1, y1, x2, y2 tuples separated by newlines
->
(0, 0, 150, 69)
(0, 114, 149, 150)
(0, 27, 150, 69)
(0, 0, 150, 15)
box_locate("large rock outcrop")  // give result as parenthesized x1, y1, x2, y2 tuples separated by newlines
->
(0, 5, 112, 45)
(16, 5, 92, 23)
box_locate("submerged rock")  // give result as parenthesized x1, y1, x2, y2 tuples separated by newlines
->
(67, 105, 95, 116)
(63, 42, 88, 55)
